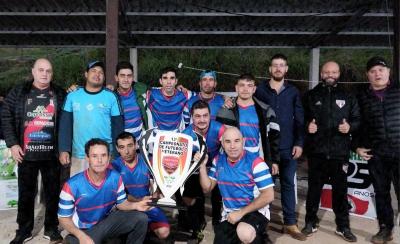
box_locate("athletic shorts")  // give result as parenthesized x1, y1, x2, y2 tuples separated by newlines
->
(214, 211, 268, 244)
(181, 174, 204, 199)
(146, 207, 170, 231)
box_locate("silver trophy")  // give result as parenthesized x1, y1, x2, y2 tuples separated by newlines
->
(138, 128, 207, 207)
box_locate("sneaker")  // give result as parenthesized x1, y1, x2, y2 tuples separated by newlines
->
(335, 227, 357, 242)
(370, 227, 393, 244)
(43, 229, 63, 244)
(9, 231, 33, 244)
(283, 224, 307, 241)
(301, 222, 319, 237)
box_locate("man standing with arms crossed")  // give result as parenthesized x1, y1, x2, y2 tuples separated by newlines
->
(2, 58, 65, 244)
(254, 54, 306, 240)
(59, 61, 124, 176)
(354, 57, 400, 244)
(302, 61, 359, 242)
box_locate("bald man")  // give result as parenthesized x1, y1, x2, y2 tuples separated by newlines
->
(199, 127, 274, 244)
(301, 61, 360, 242)
(2, 58, 65, 243)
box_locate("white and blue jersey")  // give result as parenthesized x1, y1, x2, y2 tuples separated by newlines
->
(62, 87, 123, 158)
(119, 88, 143, 140)
(238, 104, 261, 156)
(58, 169, 126, 229)
(146, 88, 190, 131)
(182, 120, 225, 165)
(183, 93, 225, 126)
(111, 155, 151, 198)
(111, 155, 169, 230)
(209, 151, 274, 220)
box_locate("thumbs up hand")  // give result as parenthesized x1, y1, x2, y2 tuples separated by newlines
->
(308, 119, 318, 134)
(338, 118, 350, 134)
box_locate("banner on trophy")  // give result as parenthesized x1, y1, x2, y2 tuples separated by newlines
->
(320, 152, 376, 219)
(139, 129, 207, 207)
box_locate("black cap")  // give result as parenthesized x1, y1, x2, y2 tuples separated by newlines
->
(366, 57, 388, 71)
(86, 61, 105, 72)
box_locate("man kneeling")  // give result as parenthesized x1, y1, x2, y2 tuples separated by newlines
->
(199, 127, 274, 244)
(58, 138, 150, 244)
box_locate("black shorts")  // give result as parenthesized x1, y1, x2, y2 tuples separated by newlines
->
(214, 211, 269, 244)
(181, 173, 203, 198)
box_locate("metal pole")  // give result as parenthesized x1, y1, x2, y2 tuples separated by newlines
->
(130, 48, 138, 82)
(308, 47, 320, 89)
(106, 0, 119, 84)
(393, 0, 399, 86)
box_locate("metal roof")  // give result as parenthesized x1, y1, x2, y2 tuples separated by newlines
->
(0, 0, 394, 48)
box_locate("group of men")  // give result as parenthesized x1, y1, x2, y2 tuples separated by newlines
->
(1, 53, 398, 244)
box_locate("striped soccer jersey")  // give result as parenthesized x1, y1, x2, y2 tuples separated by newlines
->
(209, 151, 274, 220)
(146, 88, 190, 131)
(58, 169, 126, 229)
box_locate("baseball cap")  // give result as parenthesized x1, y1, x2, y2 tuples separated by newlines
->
(86, 60, 105, 72)
(366, 57, 388, 71)
(199, 70, 217, 80)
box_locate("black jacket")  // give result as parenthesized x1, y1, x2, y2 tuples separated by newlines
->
(1, 81, 65, 155)
(216, 97, 280, 168)
(303, 83, 360, 160)
(353, 83, 400, 156)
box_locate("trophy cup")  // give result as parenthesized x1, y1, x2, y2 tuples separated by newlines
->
(138, 128, 207, 207)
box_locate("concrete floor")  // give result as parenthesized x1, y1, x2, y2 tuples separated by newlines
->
(0, 162, 398, 244)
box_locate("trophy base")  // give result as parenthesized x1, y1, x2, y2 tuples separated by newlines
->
(149, 198, 187, 210)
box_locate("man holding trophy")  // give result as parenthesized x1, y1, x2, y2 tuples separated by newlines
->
(199, 127, 274, 244)
(112, 132, 170, 241)
(181, 100, 226, 239)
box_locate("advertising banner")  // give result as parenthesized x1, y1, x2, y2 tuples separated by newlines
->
(320, 152, 376, 219)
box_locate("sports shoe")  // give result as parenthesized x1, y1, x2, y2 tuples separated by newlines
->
(301, 222, 319, 237)
(43, 229, 63, 244)
(283, 224, 307, 241)
(335, 227, 357, 242)
(370, 226, 393, 244)
(9, 231, 33, 244)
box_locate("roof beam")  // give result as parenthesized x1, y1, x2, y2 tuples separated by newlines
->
(0, 30, 393, 35)
(0, 12, 392, 17)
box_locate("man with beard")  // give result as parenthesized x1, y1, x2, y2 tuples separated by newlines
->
(354, 57, 400, 244)
(302, 61, 359, 242)
(59, 61, 124, 176)
(183, 70, 225, 126)
(181, 100, 225, 237)
(254, 54, 306, 240)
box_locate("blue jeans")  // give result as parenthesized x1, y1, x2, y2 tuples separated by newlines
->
(279, 149, 298, 225)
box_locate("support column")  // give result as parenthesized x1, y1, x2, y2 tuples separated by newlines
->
(106, 0, 119, 84)
(393, 0, 399, 86)
(308, 47, 320, 89)
(130, 48, 138, 82)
